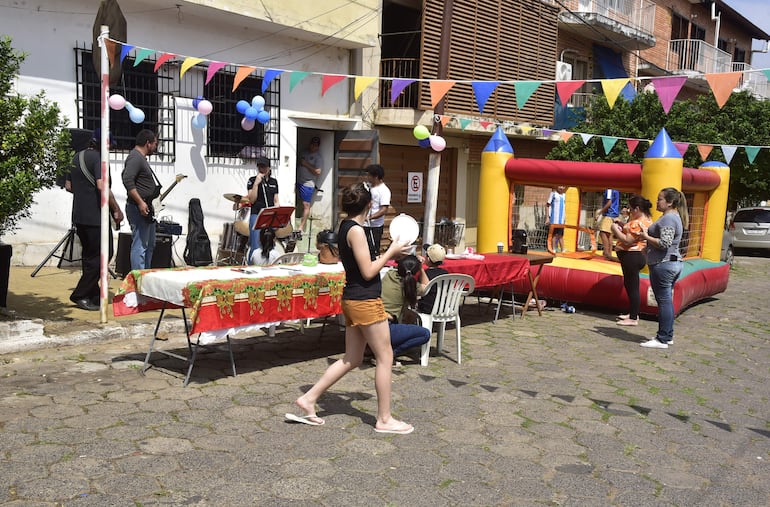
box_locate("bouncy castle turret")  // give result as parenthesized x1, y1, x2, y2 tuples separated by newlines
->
(642, 128, 682, 222)
(477, 127, 513, 253)
(698, 161, 730, 262)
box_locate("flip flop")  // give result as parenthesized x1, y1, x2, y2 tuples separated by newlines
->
(284, 413, 325, 426)
(374, 422, 414, 435)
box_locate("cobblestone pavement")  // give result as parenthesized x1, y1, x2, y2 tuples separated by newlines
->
(1, 258, 769, 506)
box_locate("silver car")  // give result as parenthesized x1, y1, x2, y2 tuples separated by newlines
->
(729, 206, 770, 253)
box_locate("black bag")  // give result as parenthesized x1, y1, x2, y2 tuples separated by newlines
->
(183, 198, 213, 266)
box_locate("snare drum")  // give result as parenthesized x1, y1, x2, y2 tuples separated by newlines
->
(216, 222, 250, 265)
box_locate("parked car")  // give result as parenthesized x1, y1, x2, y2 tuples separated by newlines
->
(729, 206, 770, 255)
(721, 227, 734, 266)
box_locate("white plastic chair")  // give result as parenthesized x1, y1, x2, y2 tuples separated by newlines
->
(417, 273, 475, 366)
(272, 252, 305, 265)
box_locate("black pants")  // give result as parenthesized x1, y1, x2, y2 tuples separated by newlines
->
(71, 224, 113, 303)
(364, 226, 383, 259)
(616, 250, 646, 319)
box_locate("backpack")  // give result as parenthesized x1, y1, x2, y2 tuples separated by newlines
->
(183, 198, 213, 266)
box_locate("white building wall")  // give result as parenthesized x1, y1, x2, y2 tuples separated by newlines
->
(1, 0, 376, 265)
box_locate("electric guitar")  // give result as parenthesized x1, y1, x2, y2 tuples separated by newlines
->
(148, 174, 187, 220)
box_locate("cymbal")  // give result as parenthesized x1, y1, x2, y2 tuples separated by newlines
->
(223, 193, 249, 204)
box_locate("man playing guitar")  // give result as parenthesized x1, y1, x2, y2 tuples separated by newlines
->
(121, 129, 159, 271)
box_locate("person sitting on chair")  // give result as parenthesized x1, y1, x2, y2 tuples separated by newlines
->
(251, 228, 284, 265)
(316, 229, 339, 264)
(418, 244, 449, 314)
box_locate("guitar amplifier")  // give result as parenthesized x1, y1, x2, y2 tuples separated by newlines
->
(115, 232, 173, 277)
(157, 221, 183, 235)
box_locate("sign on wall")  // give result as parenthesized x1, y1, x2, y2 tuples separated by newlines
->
(407, 172, 423, 203)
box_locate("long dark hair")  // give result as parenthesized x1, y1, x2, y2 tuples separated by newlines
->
(341, 182, 371, 216)
(628, 194, 652, 217)
(660, 187, 690, 228)
(397, 255, 423, 308)
(259, 228, 276, 260)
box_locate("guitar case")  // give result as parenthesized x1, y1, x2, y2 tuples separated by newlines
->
(183, 198, 213, 266)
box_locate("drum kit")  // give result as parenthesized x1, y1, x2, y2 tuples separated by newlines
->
(216, 193, 296, 265)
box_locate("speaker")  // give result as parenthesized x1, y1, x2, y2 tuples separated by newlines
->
(115, 232, 173, 277)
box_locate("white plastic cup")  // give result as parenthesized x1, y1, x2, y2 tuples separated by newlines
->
(497, 242, 503, 254)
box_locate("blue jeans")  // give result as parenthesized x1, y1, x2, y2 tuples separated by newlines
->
(648, 261, 682, 343)
(126, 202, 156, 271)
(389, 323, 430, 357)
(248, 214, 261, 264)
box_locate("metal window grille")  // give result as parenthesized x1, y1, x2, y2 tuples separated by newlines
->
(75, 45, 175, 161)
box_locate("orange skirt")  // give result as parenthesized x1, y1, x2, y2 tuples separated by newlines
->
(341, 299, 388, 327)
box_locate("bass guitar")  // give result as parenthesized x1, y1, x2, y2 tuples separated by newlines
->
(148, 174, 187, 220)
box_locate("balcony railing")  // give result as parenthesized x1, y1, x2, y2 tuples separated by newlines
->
(666, 39, 732, 75)
(732, 62, 769, 100)
(559, 0, 655, 39)
(379, 58, 420, 109)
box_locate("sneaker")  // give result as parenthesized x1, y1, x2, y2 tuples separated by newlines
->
(617, 313, 630, 320)
(616, 318, 638, 326)
(640, 338, 668, 349)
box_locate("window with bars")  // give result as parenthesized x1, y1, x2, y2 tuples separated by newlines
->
(74, 46, 175, 160)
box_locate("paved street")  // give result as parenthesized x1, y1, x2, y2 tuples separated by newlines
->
(1, 257, 769, 506)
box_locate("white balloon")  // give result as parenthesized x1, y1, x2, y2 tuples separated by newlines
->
(108, 94, 126, 110)
(429, 135, 446, 152)
(197, 99, 213, 115)
(241, 117, 255, 131)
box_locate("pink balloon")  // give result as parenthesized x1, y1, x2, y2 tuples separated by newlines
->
(108, 94, 126, 110)
(429, 135, 446, 152)
(241, 117, 255, 131)
(197, 99, 213, 115)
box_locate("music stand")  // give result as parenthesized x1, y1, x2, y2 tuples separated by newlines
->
(253, 206, 295, 232)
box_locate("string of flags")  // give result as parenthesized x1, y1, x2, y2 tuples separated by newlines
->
(106, 38, 770, 164)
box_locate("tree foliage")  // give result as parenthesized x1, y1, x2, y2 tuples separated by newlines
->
(0, 36, 72, 237)
(547, 89, 770, 209)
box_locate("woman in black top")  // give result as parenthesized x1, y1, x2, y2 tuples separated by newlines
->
(287, 183, 414, 434)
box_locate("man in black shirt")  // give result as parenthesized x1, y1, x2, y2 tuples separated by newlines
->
(121, 129, 159, 270)
(246, 157, 279, 262)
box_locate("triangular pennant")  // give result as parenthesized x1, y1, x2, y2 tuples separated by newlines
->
(153, 53, 176, 72)
(705, 72, 742, 108)
(430, 80, 456, 109)
(697, 144, 714, 161)
(601, 136, 618, 155)
(478, 121, 493, 129)
(459, 118, 472, 130)
(650, 76, 687, 113)
(555, 80, 586, 106)
(440, 115, 451, 127)
(625, 139, 639, 154)
(673, 142, 689, 156)
(262, 69, 284, 94)
(472, 81, 500, 114)
(289, 71, 310, 92)
(721, 145, 737, 164)
(119, 44, 134, 63)
(180, 57, 205, 78)
(232, 66, 256, 92)
(560, 131, 574, 142)
(322, 74, 347, 96)
(104, 40, 117, 68)
(390, 79, 415, 104)
(353, 76, 378, 100)
(514, 81, 541, 110)
(205, 62, 227, 85)
(600, 78, 629, 108)
(133, 48, 155, 67)
(579, 133, 594, 145)
(764, 69, 770, 81)
(744, 146, 760, 164)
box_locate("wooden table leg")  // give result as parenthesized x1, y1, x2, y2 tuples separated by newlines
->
(521, 263, 545, 317)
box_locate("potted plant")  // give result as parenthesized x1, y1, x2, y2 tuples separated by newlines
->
(0, 36, 73, 312)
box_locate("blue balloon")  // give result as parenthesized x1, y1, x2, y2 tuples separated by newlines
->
(244, 106, 259, 121)
(192, 95, 203, 109)
(192, 114, 207, 129)
(256, 110, 270, 124)
(251, 95, 265, 110)
(236, 100, 250, 114)
(129, 108, 145, 124)
(418, 138, 431, 148)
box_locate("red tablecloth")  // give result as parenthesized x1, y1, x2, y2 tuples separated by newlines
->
(442, 253, 529, 288)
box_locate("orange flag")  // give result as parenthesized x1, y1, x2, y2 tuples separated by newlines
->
(704, 72, 742, 108)
(232, 66, 256, 92)
(430, 80, 456, 109)
(697, 144, 714, 161)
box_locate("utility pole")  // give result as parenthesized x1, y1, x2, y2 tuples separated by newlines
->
(422, 0, 453, 247)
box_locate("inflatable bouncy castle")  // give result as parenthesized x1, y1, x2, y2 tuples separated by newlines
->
(476, 127, 730, 316)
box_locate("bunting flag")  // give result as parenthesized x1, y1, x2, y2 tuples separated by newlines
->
(119, 44, 135, 63)
(697, 144, 714, 161)
(721, 145, 737, 164)
(555, 80, 585, 106)
(440, 115, 451, 126)
(233, 66, 256, 92)
(459, 118, 472, 130)
(673, 142, 689, 156)
(650, 76, 687, 113)
(262, 69, 284, 93)
(601, 136, 618, 155)
(105, 39, 117, 67)
(180, 57, 205, 79)
(579, 133, 594, 145)
(514, 81, 541, 110)
(289, 71, 310, 92)
(472, 81, 500, 114)
(153, 53, 176, 72)
(705, 72, 742, 108)
(560, 131, 574, 142)
(745, 146, 760, 164)
(764, 69, 770, 81)
(600, 78, 629, 108)
(478, 120, 493, 129)
(430, 80, 456, 109)
(390, 79, 415, 104)
(322, 74, 347, 96)
(625, 139, 639, 154)
(205, 62, 227, 85)
(133, 48, 155, 67)
(353, 76, 378, 100)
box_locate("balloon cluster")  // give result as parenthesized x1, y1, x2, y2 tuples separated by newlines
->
(191, 96, 213, 129)
(108, 94, 145, 124)
(412, 125, 446, 152)
(236, 96, 270, 131)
